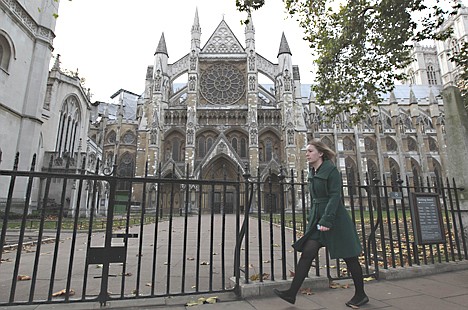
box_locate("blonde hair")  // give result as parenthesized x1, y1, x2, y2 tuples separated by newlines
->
(308, 138, 336, 160)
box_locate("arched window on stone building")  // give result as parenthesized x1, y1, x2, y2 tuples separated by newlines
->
(0, 33, 12, 72)
(367, 159, 379, 179)
(386, 137, 397, 152)
(431, 157, 442, 185)
(345, 157, 358, 195)
(410, 158, 422, 190)
(55, 95, 81, 157)
(428, 137, 439, 152)
(231, 137, 238, 153)
(451, 38, 460, 56)
(118, 152, 135, 190)
(107, 130, 116, 144)
(265, 139, 273, 161)
(343, 136, 355, 151)
(171, 138, 185, 161)
(364, 137, 376, 151)
(196, 132, 217, 159)
(240, 137, 247, 158)
(207, 137, 213, 152)
(407, 137, 418, 152)
(427, 64, 437, 85)
(198, 136, 206, 158)
(383, 115, 393, 130)
(322, 136, 334, 150)
(407, 69, 415, 85)
(228, 131, 248, 158)
(388, 157, 400, 191)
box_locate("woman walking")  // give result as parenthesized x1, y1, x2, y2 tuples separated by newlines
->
(273, 139, 368, 308)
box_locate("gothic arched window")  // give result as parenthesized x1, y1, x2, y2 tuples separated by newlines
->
(364, 137, 376, 151)
(107, 131, 116, 144)
(0, 34, 12, 71)
(322, 136, 334, 150)
(240, 137, 247, 158)
(343, 136, 355, 151)
(386, 137, 397, 152)
(172, 139, 180, 161)
(207, 137, 213, 151)
(428, 137, 439, 152)
(231, 137, 238, 152)
(427, 64, 437, 85)
(55, 96, 81, 157)
(407, 138, 418, 152)
(265, 139, 273, 161)
(198, 136, 206, 158)
(118, 152, 135, 190)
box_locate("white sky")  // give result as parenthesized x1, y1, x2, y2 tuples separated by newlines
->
(53, 0, 317, 103)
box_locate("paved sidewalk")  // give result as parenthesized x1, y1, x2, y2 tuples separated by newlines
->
(2, 266, 468, 309)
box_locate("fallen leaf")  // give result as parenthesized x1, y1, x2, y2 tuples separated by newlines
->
(17, 275, 31, 281)
(205, 296, 218, 304)
(300, 287, 314, 295)
(52, 289, 75, 297)
(329, 282, 341, 289)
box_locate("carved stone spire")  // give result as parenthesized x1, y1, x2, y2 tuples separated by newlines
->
(154, 33, 168, 57)
(191, 8, 201, 50)
(277, 32, 292, 57)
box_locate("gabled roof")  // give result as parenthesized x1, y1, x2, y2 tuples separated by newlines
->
(201, 20, 244, 54)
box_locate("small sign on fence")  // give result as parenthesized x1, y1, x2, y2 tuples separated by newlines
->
(409, 192, 446, 245)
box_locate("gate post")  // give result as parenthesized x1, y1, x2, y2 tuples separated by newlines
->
(442, 86, 468, 241)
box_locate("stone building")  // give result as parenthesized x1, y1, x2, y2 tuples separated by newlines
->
(127, 10, 449, 214)
(0, 1, 98, 215)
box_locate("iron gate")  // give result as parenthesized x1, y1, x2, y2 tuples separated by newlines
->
(1, 154, 467, 307)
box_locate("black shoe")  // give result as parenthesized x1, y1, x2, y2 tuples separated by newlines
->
(345, 295, 369, 308)
(273, 288, 296, 304)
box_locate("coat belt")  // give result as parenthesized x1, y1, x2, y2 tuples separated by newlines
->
(312, 198, 329, 203)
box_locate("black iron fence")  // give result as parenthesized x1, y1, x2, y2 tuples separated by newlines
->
(0, 153, 467, 307)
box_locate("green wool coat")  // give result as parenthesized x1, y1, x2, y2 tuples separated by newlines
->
(292, 160, 362, 259)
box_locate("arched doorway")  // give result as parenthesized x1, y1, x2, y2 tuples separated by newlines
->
(201, 155, 241, 214)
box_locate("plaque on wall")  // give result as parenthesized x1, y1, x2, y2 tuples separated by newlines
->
(409, 192, 446, 245)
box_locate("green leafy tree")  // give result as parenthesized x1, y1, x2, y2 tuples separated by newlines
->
(236, 0, 462, 122)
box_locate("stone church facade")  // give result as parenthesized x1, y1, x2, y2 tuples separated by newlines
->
(130, 11, 308, 213)
(117, 10, 450, 214)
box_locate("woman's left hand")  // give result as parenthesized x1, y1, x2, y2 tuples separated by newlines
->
(317, 224, 330, 231)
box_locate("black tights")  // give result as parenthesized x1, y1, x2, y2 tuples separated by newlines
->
(287, 239, 366, 301)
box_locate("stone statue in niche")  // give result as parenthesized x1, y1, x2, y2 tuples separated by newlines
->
(249, 76, 256, 91)
(190, 50, 197, 70)
(154, 70, 161, 92)
(250, 128, 258, 145)
(189, 76, 196, 91)
(284, 69, 291, 92)
(187, 128, 194, 145)
(287, 128, 294, 145)
(248, 50, 255, 71)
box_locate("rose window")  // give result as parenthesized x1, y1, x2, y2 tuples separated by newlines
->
(200, 63, 245, 105)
